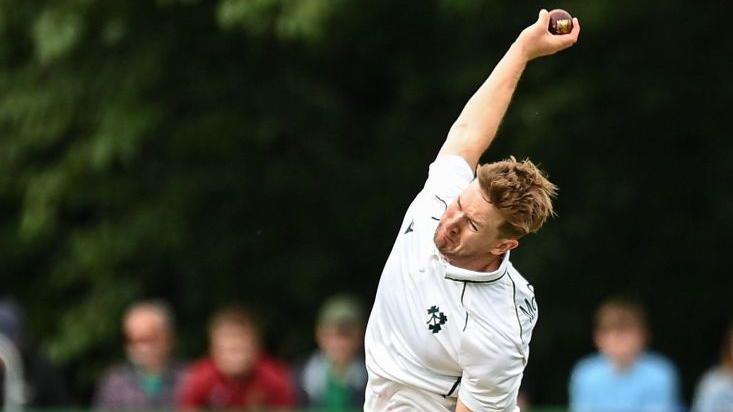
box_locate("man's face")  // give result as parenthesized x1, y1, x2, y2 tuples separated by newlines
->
(594, 325, 646, 369)
(211, 324, 259, 378)
(124, 310, 172, 373)
(316, 324, 362, 367)
(434, 180, 516, 266)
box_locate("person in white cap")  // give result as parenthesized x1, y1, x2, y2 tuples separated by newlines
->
(364, 9, 580, 412)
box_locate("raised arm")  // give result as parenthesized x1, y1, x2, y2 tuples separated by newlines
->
(438, 9, 580, 170)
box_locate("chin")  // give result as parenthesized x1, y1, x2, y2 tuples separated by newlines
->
(433, 234, 445, 249)
(437, 245, 458, 261)
(434, 238, 450, 254)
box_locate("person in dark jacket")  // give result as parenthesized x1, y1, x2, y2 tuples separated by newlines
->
(94, 300, 186, 410)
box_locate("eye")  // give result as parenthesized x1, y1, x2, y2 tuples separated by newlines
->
(468, 220, 479, 231)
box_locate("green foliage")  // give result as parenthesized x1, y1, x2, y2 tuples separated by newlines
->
(32, 1, 87, 64)
(0, 0, 730, 404)
(217, 0, 341, 42)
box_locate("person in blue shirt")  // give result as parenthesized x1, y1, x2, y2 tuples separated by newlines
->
(692, 321, 733, 412)
(569, 298, 681, 412)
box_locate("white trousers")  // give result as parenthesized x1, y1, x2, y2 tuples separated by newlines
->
(364, 373, 457, 412)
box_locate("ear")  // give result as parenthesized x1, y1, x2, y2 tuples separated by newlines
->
(490, 238, 519, 256)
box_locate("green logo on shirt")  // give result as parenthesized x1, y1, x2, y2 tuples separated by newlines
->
(427, 305, 447, 334)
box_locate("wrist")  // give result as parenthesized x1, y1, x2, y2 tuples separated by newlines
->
(509, 39, 533, 63)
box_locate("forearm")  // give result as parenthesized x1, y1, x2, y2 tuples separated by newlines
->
(437, 9, 579, 169)
(440, 42, 530, 168)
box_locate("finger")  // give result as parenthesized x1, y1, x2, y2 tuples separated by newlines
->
(561, 17, 580, 45)
(537, 9, 550, 28)
(547, 35, 577, 53)
(572, 17, 581, 40)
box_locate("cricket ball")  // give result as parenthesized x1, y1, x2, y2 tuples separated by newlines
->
(548, 9, 573, 35)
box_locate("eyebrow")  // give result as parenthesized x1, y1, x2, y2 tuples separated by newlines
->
(458, 196, 482, 228)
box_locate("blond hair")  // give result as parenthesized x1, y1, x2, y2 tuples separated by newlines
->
(477, 156, 557, 238)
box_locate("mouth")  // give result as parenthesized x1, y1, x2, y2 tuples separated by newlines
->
(435, 225, 456, 248)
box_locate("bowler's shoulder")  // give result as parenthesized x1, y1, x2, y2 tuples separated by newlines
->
(466, 263, 538, 348)
(404, 156, 473, 235)
(506, 265, 536, 297)
(506, 265, 538, 320)
(506, 266, 538, 345)
(422, 155, 474, 200)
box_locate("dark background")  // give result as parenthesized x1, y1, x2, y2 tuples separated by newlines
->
(1, 0, 730, 406)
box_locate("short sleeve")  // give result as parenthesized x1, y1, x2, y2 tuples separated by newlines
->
(424, 155, 475, 200)
(458, 331, 524, 411)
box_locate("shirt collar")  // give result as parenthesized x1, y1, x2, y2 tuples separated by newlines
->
(437, 249, 510, 283)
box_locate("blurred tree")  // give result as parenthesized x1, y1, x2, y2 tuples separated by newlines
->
(0, 0, 730, 405)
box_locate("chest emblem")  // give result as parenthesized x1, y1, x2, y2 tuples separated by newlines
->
(426, 305, 448, 334)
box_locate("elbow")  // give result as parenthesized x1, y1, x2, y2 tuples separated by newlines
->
(447, 122, 477, 143)
(449, 121, 469, 136)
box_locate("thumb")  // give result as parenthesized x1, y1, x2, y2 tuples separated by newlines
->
(537, 9, 549, 26)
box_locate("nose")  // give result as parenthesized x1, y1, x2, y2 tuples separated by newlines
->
(444, 211, 463, 236)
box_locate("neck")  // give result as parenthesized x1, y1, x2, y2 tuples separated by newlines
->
(138, 362, 165, 376)
(329, 359, 350, 377)
(611, 356, 636, 372)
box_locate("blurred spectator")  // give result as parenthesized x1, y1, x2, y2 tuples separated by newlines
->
(569, 298, 680, 412)
(179, 306, 295, 410)
(0, 298, 71, 407)
(94, 300, 186, 410)
(295, 295, 367, 410)
(692, 322, 733, 412)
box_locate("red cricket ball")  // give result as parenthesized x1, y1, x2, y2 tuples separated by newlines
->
(548, 9, 573, 35)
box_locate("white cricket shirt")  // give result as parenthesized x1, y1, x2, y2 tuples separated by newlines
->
(365, 155, 538, 412)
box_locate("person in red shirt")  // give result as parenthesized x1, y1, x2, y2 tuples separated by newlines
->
(178, 306, 295, 410)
